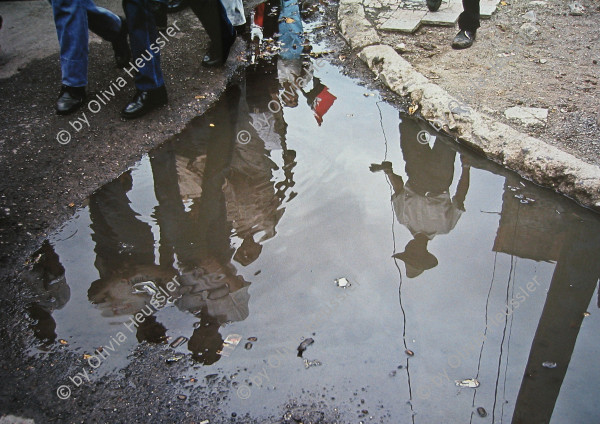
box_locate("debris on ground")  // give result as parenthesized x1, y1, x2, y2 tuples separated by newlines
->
(542, 361, 557, 369)
(297, 338, 315, 357)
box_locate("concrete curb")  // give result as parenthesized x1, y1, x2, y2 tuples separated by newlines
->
(338, 0, 600, 212)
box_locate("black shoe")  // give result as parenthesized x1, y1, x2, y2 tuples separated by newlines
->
(112, 17, 131, 68)
(202, 35, 235, 67)
(121, 86, 168, 119)
(167, 0, 189, 13)
(56, 85, 85, 115)
(452, 30, 476, 49)
(427, 0, 442, 11)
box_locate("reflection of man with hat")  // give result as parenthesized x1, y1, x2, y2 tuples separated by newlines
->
(371, 115, 471, 278)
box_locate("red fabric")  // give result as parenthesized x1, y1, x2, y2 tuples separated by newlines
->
(254, 3, 265, 27)
(313, 88, 337, 126)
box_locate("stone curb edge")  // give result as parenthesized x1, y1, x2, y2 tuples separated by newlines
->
(337, 0, 600, 212)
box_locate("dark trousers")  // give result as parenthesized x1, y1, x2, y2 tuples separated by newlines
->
(189, 0, 234, 52)
(458, 0, 480, 32)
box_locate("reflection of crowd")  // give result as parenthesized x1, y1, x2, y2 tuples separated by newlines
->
(28, 0, 339, 364)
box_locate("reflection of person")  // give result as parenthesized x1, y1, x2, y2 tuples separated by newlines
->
(50, 0, 129, 114)
(23, 241, 70, 344)
(150, 85, 251, 363)
(371, 115, 470, 278)
(87, 171, 173, 343)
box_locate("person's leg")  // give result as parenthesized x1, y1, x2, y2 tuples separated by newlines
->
(50, 0, 88, 114)
(452, 0, 479, 49)
(189, 0, 235, 67)
(51, 0, 88, 88)
(122, 0, 167, 118)
(86, 3, 131, 67)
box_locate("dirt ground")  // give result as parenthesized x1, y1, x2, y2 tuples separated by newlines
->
(376, 0, 600, 166)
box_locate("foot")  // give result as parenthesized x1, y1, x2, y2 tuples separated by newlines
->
(426, 0, 442, 11)
(452, 30, 476, 49)
(56, 85, 85, 115)
(202, 35, 235, 67)
(112, 17, 131, 68)
(121, 86, 167, 119)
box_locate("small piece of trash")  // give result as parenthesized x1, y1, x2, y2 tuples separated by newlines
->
(405, 349, 414, 357)
(209, 123, 215, 127)
(224, 334, 242, 346)
(583, 311, 591, 317)
(297, 338, 314, 357)
(335, 277, 351, 288)
(68, 202, 75, 208)
(166, 355, 184, 364)
(455, 378, 480, 388)
(59, 339, 68, 345)
(477, 407, 487, 417)
(132, 281, 158, 296)
(200, 420, 209, 424)
(389, 370, 397, 377)
(248, 336, 258, 342)
(220, 334, 242, 357)
(303, 358, 322, 369)
(170, 336, 188, 349)
(83, 354, 92, 360)
(245, 342, 253, 350)
(542, 361, 557, 369)
(177, 394, 187, 400)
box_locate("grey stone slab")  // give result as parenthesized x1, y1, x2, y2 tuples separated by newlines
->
(481, 0, 501, 17)
(378, 9, 427, 33)
(422, 0, 463, 25)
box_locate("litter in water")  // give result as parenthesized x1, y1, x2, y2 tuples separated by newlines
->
(297, 338, 314, 357)
(166, 355, 184, 364)
(303, 358, 322, 369)
(335, 277, 351, 288)
(170, 336, 188, 349)
(455, 379, 480, 388)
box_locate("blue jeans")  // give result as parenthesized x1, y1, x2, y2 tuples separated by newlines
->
(50, 0, 122, 87)
(123, 0, 165, 91)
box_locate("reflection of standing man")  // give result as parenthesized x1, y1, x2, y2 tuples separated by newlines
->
(371, 115, 470, 277)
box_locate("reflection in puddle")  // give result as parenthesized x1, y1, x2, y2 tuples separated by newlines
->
(22, 1, 600, 422)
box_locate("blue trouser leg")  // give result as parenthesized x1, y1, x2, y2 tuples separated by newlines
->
(123, 0, 165, 91)
(51, 0, 122, 87)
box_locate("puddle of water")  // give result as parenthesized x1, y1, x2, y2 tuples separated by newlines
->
(20, 1, 600, 422)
